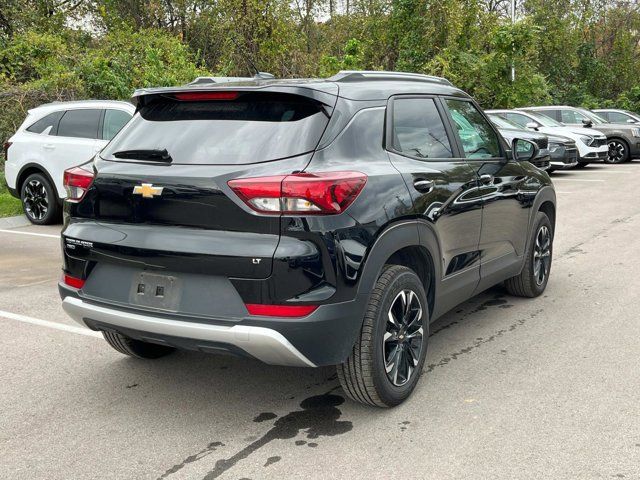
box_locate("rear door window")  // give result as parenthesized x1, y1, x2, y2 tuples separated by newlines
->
(504, 112, 533, 128)
(101, 92, 331, 165)
(57, 109, 102, 139)
(607, 111, 632, 123)
(560, 109, 586, 124)
(103, 109, 132, 140)
(390, 97, 453, 159)
(26, 111, 64, 135)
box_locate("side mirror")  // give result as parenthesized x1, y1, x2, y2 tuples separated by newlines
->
(512, 138, 539, 163)
(525, 121, 539, 130)
(627, 119, 637, 124)
(581, 118, 593, 127)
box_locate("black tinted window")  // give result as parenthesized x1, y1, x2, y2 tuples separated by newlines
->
(103, 109, 132, 140)
(391, 98, 452, 159)
(26, 111, 63, 134)
(102, 93, 329, 165)
(57, 109, 102, 139)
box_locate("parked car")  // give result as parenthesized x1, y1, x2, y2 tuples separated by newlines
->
(58, 71, 556, 407)
(4, 100, 135, 224)
(592, 108, 640, 125)
(523, 106, 640, 164)
(487, 114, 577, 172)
(487, 109, 608, 167)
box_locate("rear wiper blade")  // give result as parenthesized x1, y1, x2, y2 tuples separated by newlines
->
(113, 149, 173, 163)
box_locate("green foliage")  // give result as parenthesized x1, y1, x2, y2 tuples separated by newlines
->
(0, 169, 22, 217)
(0, 28, 207, 151)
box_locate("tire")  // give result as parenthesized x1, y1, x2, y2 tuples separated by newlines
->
(605, 138, 629, 164)
(504, 212, 553, 298)
(102, 330, 175, 359)
(20, 172, 60, 225)
(337, 265, 429, 407)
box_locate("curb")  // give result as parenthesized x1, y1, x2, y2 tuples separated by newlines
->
(0, 215, 30, 229)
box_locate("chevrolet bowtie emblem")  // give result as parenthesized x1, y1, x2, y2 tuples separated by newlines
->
(133, 183, 164, 198)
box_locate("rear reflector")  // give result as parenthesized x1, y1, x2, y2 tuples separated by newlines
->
(3, 141, 11, 160)
(173, 91, 239, 101)
(63, 274, 85, 289)
(63, 165, 95, 202)
(246, 304, 318, 317)
(228, 171, 367, 215)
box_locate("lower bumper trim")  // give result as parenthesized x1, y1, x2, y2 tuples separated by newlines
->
(62, 297, 316, 367)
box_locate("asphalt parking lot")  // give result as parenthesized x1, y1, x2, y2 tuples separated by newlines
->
(1, 164, 640, 480)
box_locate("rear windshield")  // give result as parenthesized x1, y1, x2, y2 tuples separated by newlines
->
(101, 92, 330, 165)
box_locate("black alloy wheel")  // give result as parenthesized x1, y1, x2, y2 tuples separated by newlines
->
(384, 289, 425, 387)
(533, 225, 552, 286)
(504, 211, 553, 298)
(606, 139, 628, 164)
(20, 173, 60, 225)
(338, 265, 430, 407)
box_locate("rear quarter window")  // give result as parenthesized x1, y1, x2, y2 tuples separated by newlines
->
(26, 111, 64, 135)
(101, 92, 330, 165)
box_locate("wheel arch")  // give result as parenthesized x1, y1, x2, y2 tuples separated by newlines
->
(16, 163, 60, 203)
(357, 221, 442, 319)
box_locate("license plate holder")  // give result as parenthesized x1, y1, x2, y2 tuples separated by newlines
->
(129, 272, 182, 311)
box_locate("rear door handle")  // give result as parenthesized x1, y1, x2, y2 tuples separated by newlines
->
(413, 179, 435, 193)
(42, 144, 55, 150)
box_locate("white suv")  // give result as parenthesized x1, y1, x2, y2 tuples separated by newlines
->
(4, 100, 135, 224)
(486, 108, 609, 167)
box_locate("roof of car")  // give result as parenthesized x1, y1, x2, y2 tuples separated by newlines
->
(31, 100, 135, 113)
(131, 71, 468, 105)
(522, 106, 575, 110)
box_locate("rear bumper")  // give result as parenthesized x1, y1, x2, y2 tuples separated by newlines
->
(62, 296, 317, 367)
(60, 285, 366, 367)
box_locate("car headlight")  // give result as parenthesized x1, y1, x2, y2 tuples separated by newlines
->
(632, 128, 640, 138)
(579, 135, 594, 146)
(549, 143, 561, 153)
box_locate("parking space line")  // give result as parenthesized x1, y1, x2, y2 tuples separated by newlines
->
(0, 229, 60, 238)
(0, 310, 102, 338)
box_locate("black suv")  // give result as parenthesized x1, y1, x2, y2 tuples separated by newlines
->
(59, 71, 556, 407)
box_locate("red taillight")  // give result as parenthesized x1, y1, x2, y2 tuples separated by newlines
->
(63, 165, 95, 202)
(173, 91, 239, 101)
(3, 141, 11, 159)
(246, 304, 318, 317)
(228, 171, 367, 215)
(63, 274, 85, 289)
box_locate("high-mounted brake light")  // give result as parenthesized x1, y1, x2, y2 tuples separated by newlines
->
(63, 274, 85, 289)
(228, 172, 367, 215)
(246, 304, 318, 317)
(63, 165, 95, 202)
(173, 91, 239, 101)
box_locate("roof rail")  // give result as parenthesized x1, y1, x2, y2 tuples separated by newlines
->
(329, 70, 453, 86)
